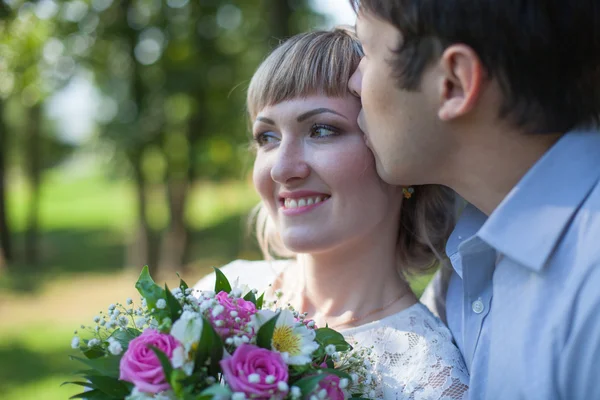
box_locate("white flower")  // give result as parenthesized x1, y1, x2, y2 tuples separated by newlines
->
(93, 316, 101, 323)
(119, 316, 129, 327)
(88, 338, 100, 347)
(259, 309, 319, 365)
(125, 387, 176, 400)
(231, 393, 246, 400)
(318, 389, 327, 399)
(108, 304, 116, 311)
(265, 375, 276, 384)
(339, 378, 349, 389)
(248, 373, 260, 383)
(170, 311, 203, 353)
(135, 317, 147, 329)
(171, 346, 194, 375)
(277, 381, 289, 392)
(126, 298, 133, 305)
(71, 336, 80, 349)
(107, 338, 123, 355)
(211, 304, 225, 317)
(156, 299, 167, 309)
(290, 386, 301, 399)
(325, 344, 336, 355)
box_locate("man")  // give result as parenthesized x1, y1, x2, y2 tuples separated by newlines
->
(348, 1, 600, 399)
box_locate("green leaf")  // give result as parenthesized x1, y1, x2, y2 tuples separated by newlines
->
(165, 283, 184, 321)
(243, 290, 257, 305)
(213, 267, 232, 294)
(256, 292, 264, 309)
(135, 265, 166, 310)
(315, 327, 352, 352)
(169, 368, 189, 396)
(82, 346, 106, 359)
(87, 375, 131, 398)
(61, 381, 95, 389)
(293, 374, 328, 397)
(177, 272, 190, 292)
(256, 312, 279, 350)
(194, 316, 224, 378)
(69, 355, 121, 378)
(319, 368, 352, 381)
(109, 328, 141, 351)
(150, 346, 174, 384)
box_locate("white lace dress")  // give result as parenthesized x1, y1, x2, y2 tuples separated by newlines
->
(194, 260, 469, 400)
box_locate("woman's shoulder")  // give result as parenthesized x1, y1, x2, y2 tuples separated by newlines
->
(192, 259, 291, 293)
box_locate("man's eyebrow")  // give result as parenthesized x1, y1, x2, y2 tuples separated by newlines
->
(297, 108, 347, 122)
(256, 116, 275, 125)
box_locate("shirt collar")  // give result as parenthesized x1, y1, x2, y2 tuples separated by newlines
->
(477, 129, 600, 272)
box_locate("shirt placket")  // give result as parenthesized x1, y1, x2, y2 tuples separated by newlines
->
(459, 237, 496, 367)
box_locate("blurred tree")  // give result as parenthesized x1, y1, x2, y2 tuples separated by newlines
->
(0, 0, 77, 268)
(0, 3, 13, 267)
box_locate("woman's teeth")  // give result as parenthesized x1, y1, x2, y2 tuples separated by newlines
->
(283, 196, 329, 209)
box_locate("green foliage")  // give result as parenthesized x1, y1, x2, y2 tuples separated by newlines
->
(315, 327, 352, 352)
(194, 317, 224, 379)
(256, 312, 280, 350)
(213, 267, 232, 294)
(135, 266, 166, 312)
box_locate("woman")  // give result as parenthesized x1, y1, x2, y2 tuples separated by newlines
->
(195, 28, 468, 399)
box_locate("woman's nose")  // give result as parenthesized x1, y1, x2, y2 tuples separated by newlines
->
(270, 140, 310, 185)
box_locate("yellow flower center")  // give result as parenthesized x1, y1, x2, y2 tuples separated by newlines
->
(272, 326, 301, 355)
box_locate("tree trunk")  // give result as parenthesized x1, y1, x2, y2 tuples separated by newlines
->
(0, 98, 12, 266)
(158, 178, 189, 275)
(126, 149, 159, 276)
(24, 104, 42, 266)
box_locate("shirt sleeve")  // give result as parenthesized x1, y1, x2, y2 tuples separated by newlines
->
(559, 263, 600, 399)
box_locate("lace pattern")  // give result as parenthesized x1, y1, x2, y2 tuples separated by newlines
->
(343, 304, 469, 400)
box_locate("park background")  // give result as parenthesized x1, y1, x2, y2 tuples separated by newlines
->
(0, 1, 432, 399)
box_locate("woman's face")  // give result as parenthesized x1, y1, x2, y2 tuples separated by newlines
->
(252, 94, 404, 254)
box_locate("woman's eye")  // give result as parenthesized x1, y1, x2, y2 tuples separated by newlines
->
(254, 132, 279, 147)
(310, 124, 340, 138)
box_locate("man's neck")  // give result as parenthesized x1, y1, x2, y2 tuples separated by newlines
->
(444, 127, 563, 216)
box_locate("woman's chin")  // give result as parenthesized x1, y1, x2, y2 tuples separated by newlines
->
(282, 235, 334, 255)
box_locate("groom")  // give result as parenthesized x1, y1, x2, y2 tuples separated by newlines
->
(348, 1, 600, 399)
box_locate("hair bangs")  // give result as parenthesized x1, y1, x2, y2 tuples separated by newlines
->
(247, 28, 363, 120)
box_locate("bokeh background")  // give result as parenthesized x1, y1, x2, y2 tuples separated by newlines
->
(0, 1, 431, 399)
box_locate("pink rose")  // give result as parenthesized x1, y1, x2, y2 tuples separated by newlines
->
(119, 329, 179, 394)
(210, 291, 257, 338)
(220, 344, 288, 399)
(317, 375, 345, 400)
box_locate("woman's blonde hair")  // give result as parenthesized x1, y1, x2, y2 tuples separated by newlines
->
(247, 27, 456, 276)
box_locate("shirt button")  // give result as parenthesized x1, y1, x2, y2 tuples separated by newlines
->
(472, 300, 484, 314)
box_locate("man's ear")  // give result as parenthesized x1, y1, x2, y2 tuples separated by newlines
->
(436, 44, 484, 121)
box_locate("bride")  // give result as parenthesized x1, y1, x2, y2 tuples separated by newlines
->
(194, 27, 469, 399)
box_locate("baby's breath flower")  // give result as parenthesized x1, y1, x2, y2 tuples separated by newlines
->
(107, 337, 123, 355)
(108, 304, 116, 311)
(339, 378, 349, 389)
(231, 393, 246, 400)
(93, 316, 101, 323)
(156, 299, 167, 309)
(119, 316, 129, 327)
(318, 388, 327, 399)
(278, 381, 289, 392)
(248, 373, 260, 383)
(71, 336, 80, 349)
(211, 304, 225, 317)
(325, 344, 336, 355)
(290, 386, 301, 399)
(265, 375, 276, 384)
(126, 298, 133, 305)
(88, 338, 100, 347)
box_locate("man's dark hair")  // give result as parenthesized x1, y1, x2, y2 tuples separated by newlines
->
(351, 0, 600, 133)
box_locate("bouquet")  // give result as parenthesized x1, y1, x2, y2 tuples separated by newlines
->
(66, 267, 376, 399)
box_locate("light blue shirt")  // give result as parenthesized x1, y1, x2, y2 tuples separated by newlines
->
(446, 130, 600, 399)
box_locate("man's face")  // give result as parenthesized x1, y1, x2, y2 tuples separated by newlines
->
(349, 10, 448, 186)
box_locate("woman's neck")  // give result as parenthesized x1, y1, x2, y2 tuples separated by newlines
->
(278, 220, 417, 329)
